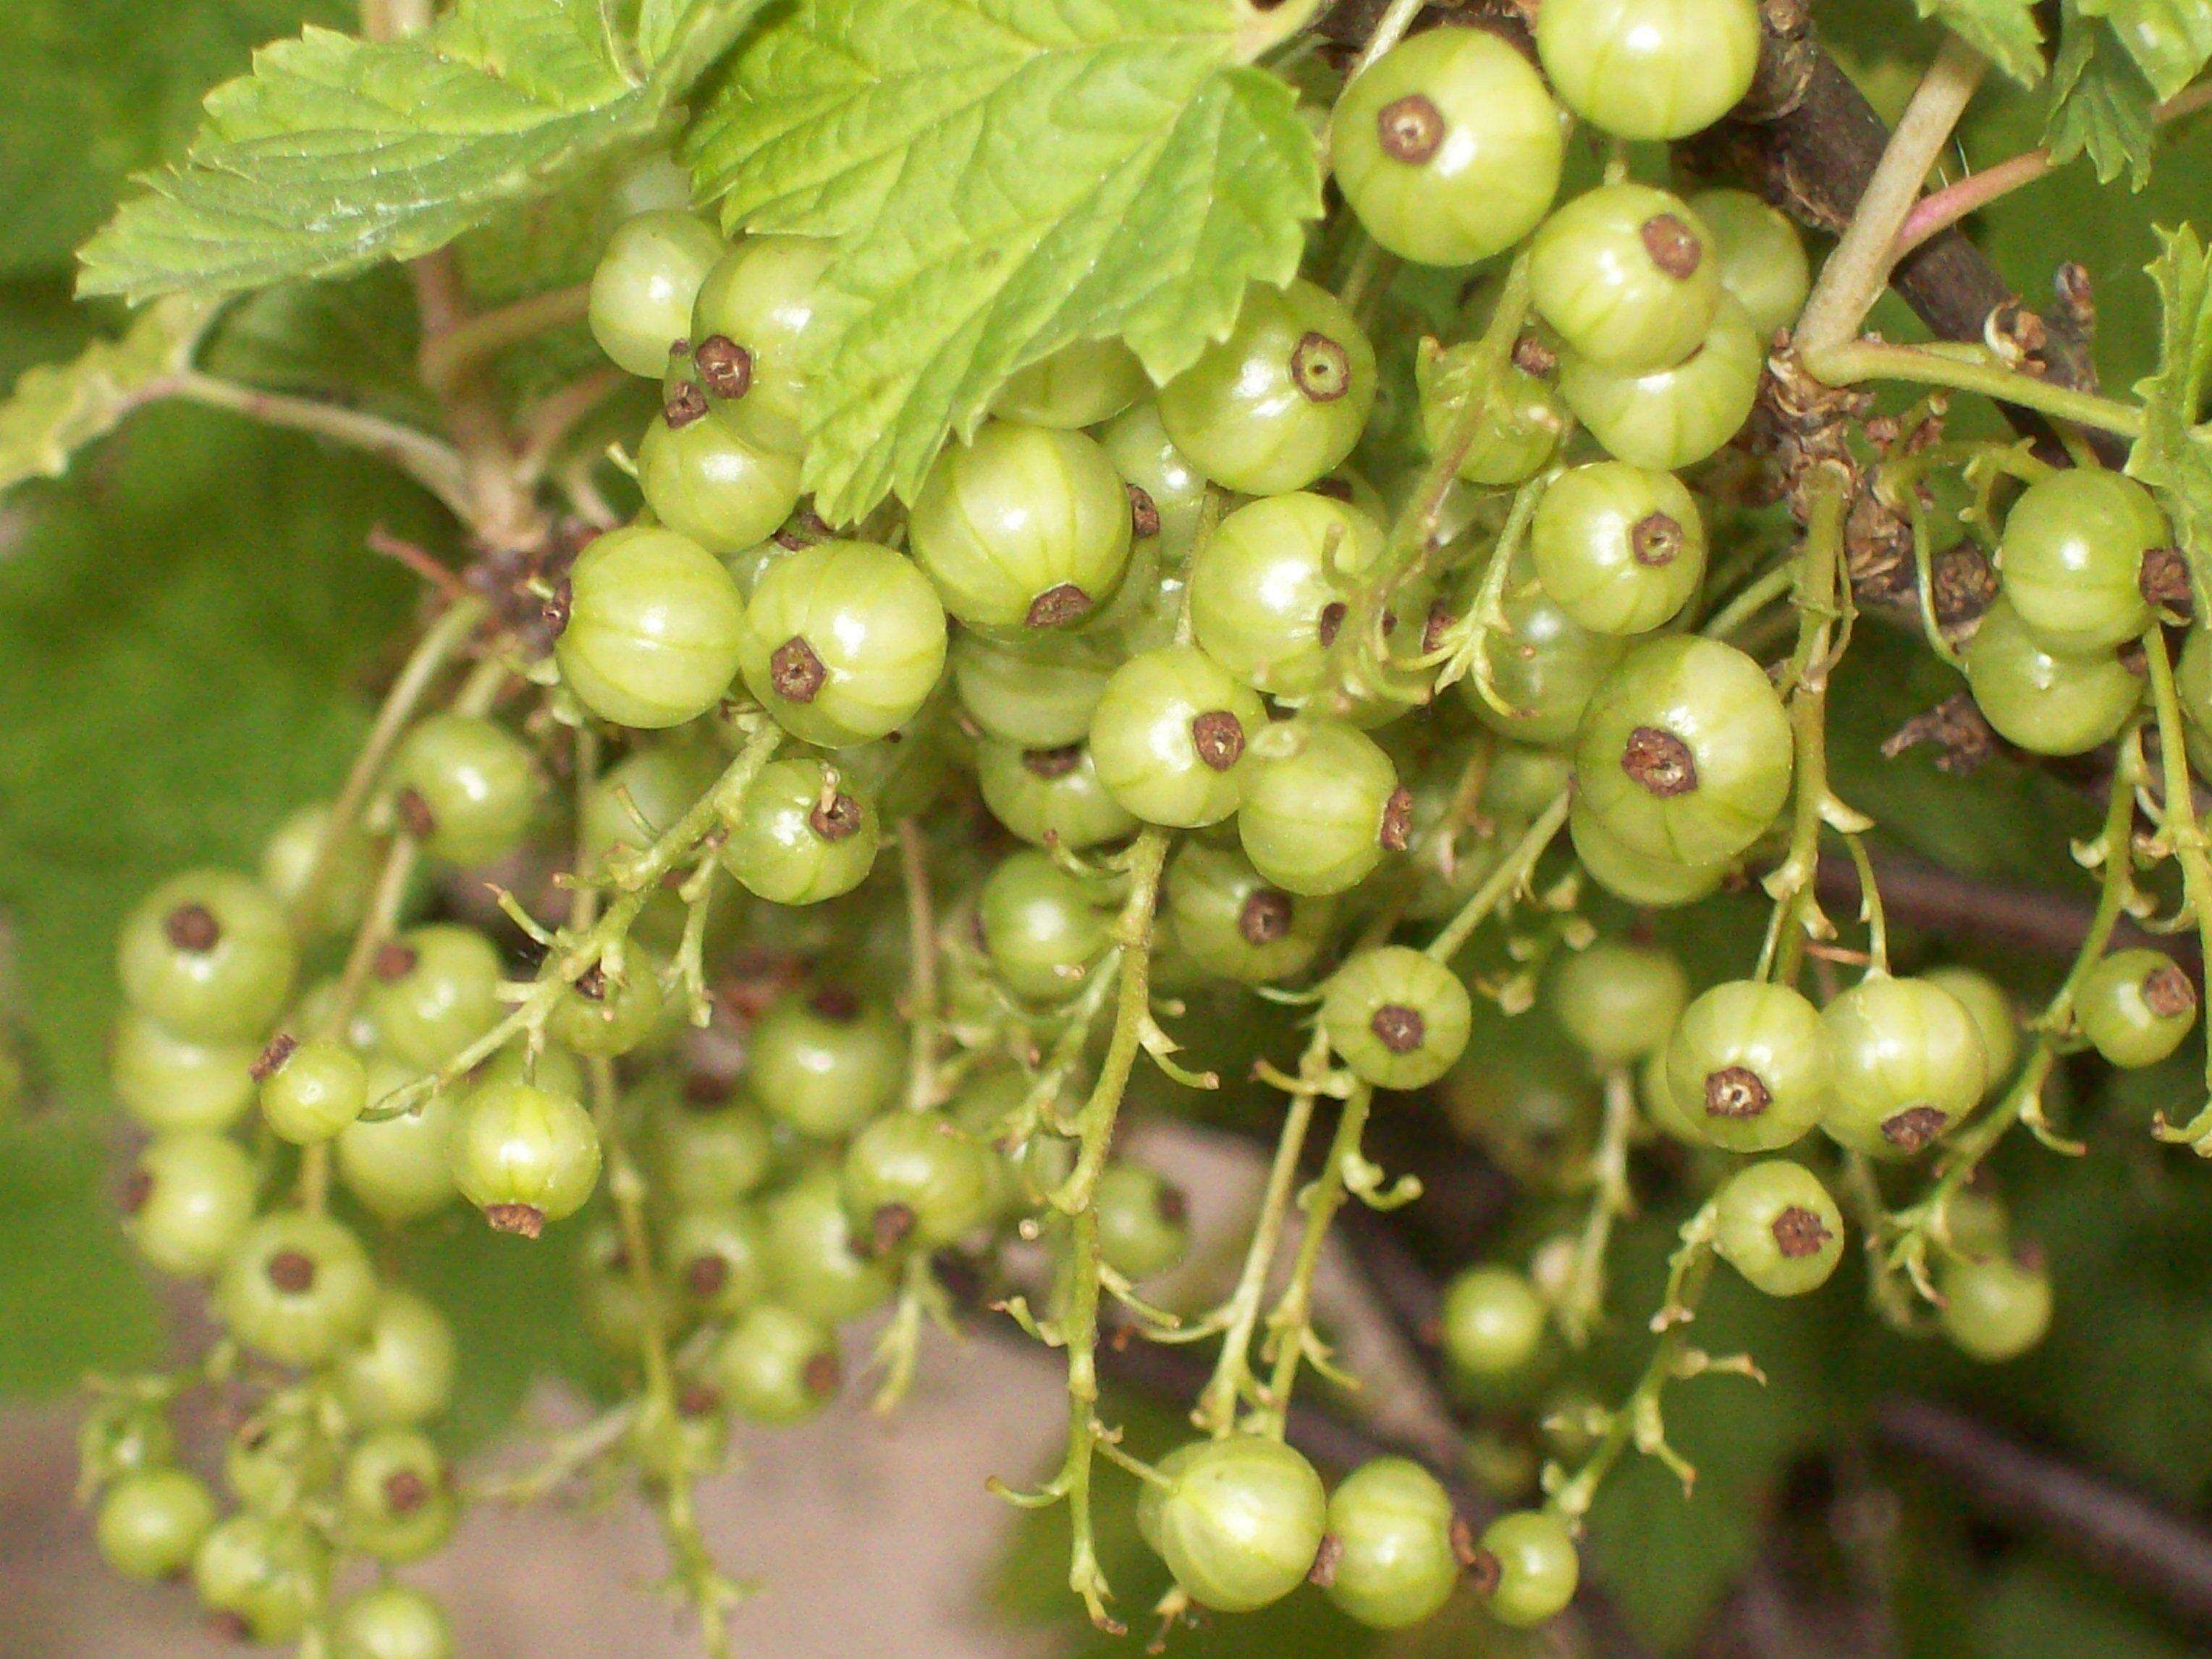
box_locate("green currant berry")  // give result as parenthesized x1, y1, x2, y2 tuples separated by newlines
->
(689, 235, 833, 456)
(833, 722, 957, 822)
(119, 870, 297, 1045)
(389, 712, 541, 867)
(1422, 358, 1566, 486)
(664, 1204, 768, 1317)
(1323, 945, 1474, 1090)
(1158, 279, 1377, 496)
(748, 989, 902, 1138)
(1535, 0, 1760, 140)
(258, 1035, 367, 1144)
(367, 924, 503, 1069)
(1315, 1457, 1467, 1630)
(1440, 1265, 1546, 1378)
(1089, 644, 1266, 827)
(111, 1008, 258, 1132)
(762, 1165, 895, 1324)
(581, 744, 724, 877)
(1819, 976, 1987, 1160)
(449, 1079, 602, 1236)
(1689, 188, 1810, 339)
(1567, 794, 1728, 908)
(949, 628, 1115, 748)
(554, 525, 748, 730)
(1149, 1435, 1328, 1613)
(630, 1379, 731, 1483)
(1962, 597, 2140, 756)
(119, 1131, 257, 1278)
(227, 1407, 325, 1515)
(1530, 462, 1707, 636)
(719, 754, 882, 904)
(638, 401, 801, 553)
(1938, 1249, 2051, 1362)
(1333, 26, 1564, 266)
(546, 959, 667, 1058)
(979, 849, 1113, 1004)
(1549, 941, 1689, 1066)
(1558, 295, 1763, 471)
(1531, 185, 1723, 373)
(334, 1584, 453, 1659)
(840, 1110, 1000, 1252)
(193, 1512, 330, 1645)
(1663, 980, 1829, 1152)
(654, 1094, 777, 1207)
(738, 539, 949, 746)
(1924, 965, 2020, 1088)
(1472, 1508, 1579, 1627)
(260, 803, 375, 937)
(1094, 1162, 1191, 1281)
(589, 211, 725, 378)
(97, 1466, 218, 1582)
(1238, 717, 1407, 897)
(991, 337, 1149, 429)
(337, 1059, 459, 1223)
(339, 1289, 456, 1429)
(1485, 743, 1576, 822)
(1099, 400, 1212, 562)
(216, 1210, 377, 1367)
(1189, 492, 1387, 698)
(2077, 947, 2198, 1068)
(1712, 1160, 1844, 1296)
(1453, 560, 1629, 745)
(1998, 468, 2169, 653)
(714, 1301, 842, 1424)
(340, 1429, 456, 1563)
(1164, 843, 1336, 987)
(1574, 633, 1793, 865)
(580, 1220, 670, 1354)
(976, 738, 1139, 851)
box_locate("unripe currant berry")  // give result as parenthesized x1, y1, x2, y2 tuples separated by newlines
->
(1422, 357, 1566, 486)
(1469, 1508, 1579, 1627)
(1712, 1160, 1845, 1296)
(748, 988, 903, 1138)
(631, 1378, 732, 1483)
(978, 849, 1113, 1005)
(1147, 1435, 1328, 1612)
(1094, 1162, 1191, 1281)
(111, 1008, 258, 1132)
(1322, 945, 1473, 1090)
(1924, 965, 2021, 1088)
(336, 1058, 460, 1223)
(589, 210, 725, 378)
(1568, 794, 1728, 909)
(949, 629, 1115, 748)
(1819, 976, 1986, 1160)
(553, 525, 748, 730)
(1099, 400, 1212, 562)
(1535, 0, 1761, 140)
(260, 802, 376, 937)
(762, 1165, 895, 1324)
(216, 1211, 378, 1367)
(714, 1301, 843, 1424)
(119, 1131, 257, 1278)
(975, 738, 1139, 851)
(1663, 980, 1830, 1152)
(1439, 1264, 1547, 1378)
(1689, 189, 1811, 339)
(664, 1204, 769, 1317)
(1548, 941, 1689, 1066)
(1962, 597, 2141, 756)
(689, 235, 834, 456)
(1531, 185, 1723, 375)
(1188, 491, 1387, 698)
(2077, 947, 2198, 1066)
(256, 1034, 367, 1144)
(652, 1094, 777, 1209)
(1314, 1457, 1469, 1629)
(719, 755, 882, 904)
(77, 1398, 177, 1490)
(449, 1078, 603, 1236)
(1558, 295, 1763, 471)
(340, 1428, 457, 1563)
(840, 1110, 1000, 1253)
(333, 1583, 455, 1659)
(738, 539, 948, 747)
(1163, 842, 1338, 987)
(1938, 1246, 2052, 1362)
(119, 870, 297, 1045)
(1089, 644, 1266, 827)
(389, 712, 542, 866)
(339, 1288, 457, 1429)
(990, 337, 1149, 429)
(638, 398, 802, 553)
(1236, 717, 1406, 898)
(192, 1512, 331, 1645)
(1453, 557, 1628, 746)
(547, 958, 668, 1058)
(1530, 461, 1707, 636)
(1998, 468, 2170, 654)
(96, 1467, 219, 1582)
(367, 924, 504, 1070)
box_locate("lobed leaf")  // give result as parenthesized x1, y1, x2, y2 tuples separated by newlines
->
(1917, 0, 2048, 86)
(2080, 0, 2212, 100)
(2044, 0, 2160, 187)
(0, 296, 219, 494)
(2129, 226, 2212, 591)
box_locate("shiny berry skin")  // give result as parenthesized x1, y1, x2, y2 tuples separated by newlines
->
(216, 1210, 377, 1366)
(1094, 1162, 1191, 1280)
(339, 1289, 456, 1429)
(192, 1512, 330, 1645)
(340, 1428, 456, 1563)
(1550, 941, 1689, 1065)
(1099, 400, 1212, 562)
(1423, 360, 1566, 486)
(840, 1110, 1000, 1251)
(1440, 1265, 1546, 1377)
(1567, 794, 1728, 908)
(664, 1204, 768, 1317)
(111, 1009, 257, 1132)
(738, 539, 948, 747)
(979, 849, 1113, 1003)
(1535, 0, 1761, 140)
(1574, 634, 1792, 865)
(1962, 598, 2140, 756)
(367, 924, 503, 1069)
(1165, 842, 1337, 986)
(714, 1301, 842, 1424)
(589, 211, 725, 378)
(748, 989, 902, 1138)
(1924, 965, 2020, 1088)
(554, 525, 748, 730)
(1712, 1160, 1845, 1296)
(1472, 1508, 1579, 1626)
(1558, 295, 1763, 471)
(547, 958, 667, 1057)
(1998, 468, 2169, 653)
(1316, 1456, 1466, 1629)
(96, 1467, 217, 1582)
(260, 802, 376, 937)
(449, 1079, 603, 1236)
(1158, 279, 1377, 496)
(976, 738, 1139, 850)
(1089, 644, 1266, 827)
(1238, 717, 1405, 897)
(1532, 185, 1723, 373)
(333, 1584, 454, 1659)
(337, 1058, 460, 1223)
(1458, 563, 1629, 745)
(637, 405, 802, 553)
(119, 1131, 257, 1278)
(2076, 947, 2199, 1067)
(1819, 976, 1987, 1160)
(761, 1165, 895, 1323)
(1148, 1435, 1327, 1612)
(258, 1035, 366, 1144)
(689, 235, 834, 455)
(1689, 189, 1811, 339)
(990, 337, 1149, 429)
(909, 420, 1134, 631)
(719, 755, 881, 904)
(1530, 461, 1707, 636)
(1663, 980, 1830, 1152)
(119, 869, 297, 1045)
(1332, 27, 1564, 267)
(1323, 945, 1473, 1090)
(1189, 491, 1387, 697)
(949, 629, 1113, 748)
(1938, 1249, 2052, 1362)
(389, 712, 541, 866)
(654, 1094, 776, 1208)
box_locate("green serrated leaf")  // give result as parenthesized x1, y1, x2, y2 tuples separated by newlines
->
(1917, 0, 2048, 85)
(2080, 0, 2212, 99)
(75, 0, 769, 304)
(2127, 225, 2212, 586)
(2044, 0, 2159, 186)
(0, 295, 219, 493)
(685, 0, 1323, 523)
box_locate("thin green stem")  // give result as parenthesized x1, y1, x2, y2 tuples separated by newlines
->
(1763, 486, 1851, 986)
(1424, 786, 1570, 963)
(1558, 1067, 1637, 1348)
(1700, 562, 1799, 643)
(897, 819, 942, 1111)
(2141, 632, 2212, 1144)
(1802, 341, 2145, 439)
(1254, 1080, 1374, 1435)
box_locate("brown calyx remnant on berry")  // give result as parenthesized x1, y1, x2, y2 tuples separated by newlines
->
(252, 1033, 299, 1083)
(575, 964, 609, 1002)
(485, 1202, 546, 1238)
(394, 787, 437, 842)
(1317, 600, 1348, 647)
(118, 1170, 153, 1216)
(2140, 546, 2193, 615)
(1464, 1543, 1502, 1596)
(1127, 482, 1161, 540)
(1449, 1514, 1479, 1569)
(1370, 1003, 1426, 1055)
(211, 1611, 256, 1642)
(685, 1253, 730, 1299)
(1191, 710, 1246, 772)
(1770, 1204, 1833, 1259)
(770, 636, 827, 703)
(679, 1382, 723, 1419)
(1640, 214, 1705, 281)
(694, 334, 753, 402)
(1310, 477, 1355, 503)
(869, 1202, 916, 1258)
(1376, 92, 1445, 163)
(809, 791, 865, 843)
(1880, 1106, 1949, 1152)
(164, 903, 221, 953)
(541, 577, 573, 643)
(2143, 962, 2198, 1018)
(1423, 599, 1456, 654)
(1026, 583, 1094, 629)
(1379, 787, 1414, 851)
(773, 505, 832, 552)
(663, 381, 709, 429)
(1291, 332, 1354, 403)
(810, 985, 860, 1022)
(1631, 512, 1684, 567)
(1512, 334, 1558, 378)
(1703, 1065, 1770, 1120)
(1307, 1532, 1345, 1587)
(368, 941, 415, 987)
(266, 1249, 317, 1295)
(1238, 888, 1294, 945)
(383, 1469, 431, 1515)
(1154, 1182, 1190, 1229)
(1621, 726, 1697, 797)
(1022, 744, 1083, 780)
(803, 1350, 842, 1399)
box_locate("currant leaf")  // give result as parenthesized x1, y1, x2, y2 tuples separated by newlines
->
(2043, 0, 2159, 188)
(1915, 0, 2048, 86)
(2079, 0, 2212, 100)
(0, 295, 219, 494)
(2129, 224, 2212, 601)
(683, 0, 1323, 524)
